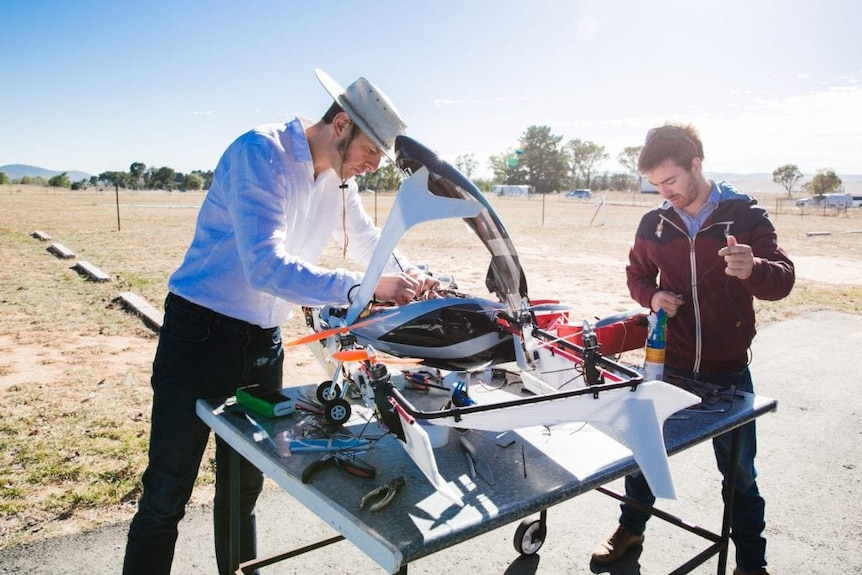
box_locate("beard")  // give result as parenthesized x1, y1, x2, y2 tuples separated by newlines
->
(670, 171, 700, 211)
(336, 123, 358, 180)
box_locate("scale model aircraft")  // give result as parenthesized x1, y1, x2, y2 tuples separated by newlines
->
(289, 136, 700, 505)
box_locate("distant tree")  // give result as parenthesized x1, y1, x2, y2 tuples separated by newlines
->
(355, 163, 401, 192)
(150, 166, 176, 190)
(473, 178, 493, 194)
(609, 172, 631, 191)
(355, 172, 372, 191)
(375, 162, 402, 192)
(805, 169, 842, 197)
(455, 153, 478, 178)
(488, 150, 527, 185)
(129, 162, 147, 189)
(618, 146, 643, 191)
(772, 164, 803, 198)
(191, 169, 214, 190)
(565, 139, 608, 190)
(595, 172, 610, 191)
(520, 126, 568, 194)
(48, 172, 72, 188)
(71, 179, 88, 190)
(15, 175, 48, 186)
(89, 175, 98, 187)
(172, 172, 186, 189)
(0, 171, 8, 185)
(99, 171, 128, 190)
(182, 173, 203, 191)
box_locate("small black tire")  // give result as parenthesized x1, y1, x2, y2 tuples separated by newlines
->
(325, 398, 351, 425)
(513, 517, 546, 555)
(316, 380, 341, 404)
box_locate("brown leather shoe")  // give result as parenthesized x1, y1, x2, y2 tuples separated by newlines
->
(733, 569, 769, 575)
(590, 525, 645, 565)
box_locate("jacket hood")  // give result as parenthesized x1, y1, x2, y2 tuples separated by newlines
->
(714, 180, 757, 205)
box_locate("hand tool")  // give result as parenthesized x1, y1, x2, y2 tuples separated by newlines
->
(361, 476, 405, 512)
(301, 452, 376, 484)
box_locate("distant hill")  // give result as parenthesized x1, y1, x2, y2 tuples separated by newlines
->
(0, 163, 93, 182)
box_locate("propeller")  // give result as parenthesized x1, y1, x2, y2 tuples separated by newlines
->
(332, 348, 423, 365)
(284, 311, 396, 348)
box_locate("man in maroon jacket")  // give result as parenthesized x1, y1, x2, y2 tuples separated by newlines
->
(591, 123, 794, 575)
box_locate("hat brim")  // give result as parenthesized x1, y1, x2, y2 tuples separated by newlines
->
(315, 68, 392, 157)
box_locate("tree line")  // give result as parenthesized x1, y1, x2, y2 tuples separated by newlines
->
(0, 127, 846, 197)
(466, 125, 847, 197)
(355, 126, 638, 195)
(0, 163, 214, 192)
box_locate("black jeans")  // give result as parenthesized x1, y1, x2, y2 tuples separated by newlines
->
(123, 293, 283, 575)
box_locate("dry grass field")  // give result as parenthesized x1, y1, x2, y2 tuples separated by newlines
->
(1, 183, 860, 549)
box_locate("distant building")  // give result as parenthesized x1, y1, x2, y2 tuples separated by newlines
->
(491, 184, 534, 197)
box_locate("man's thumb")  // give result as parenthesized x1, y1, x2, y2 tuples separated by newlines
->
(726, 234, 737, 247)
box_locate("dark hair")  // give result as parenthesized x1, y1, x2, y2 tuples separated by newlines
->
(322, 101, 343, 124)
(322, 101, 360, 151)
(638, 123, 704, 173)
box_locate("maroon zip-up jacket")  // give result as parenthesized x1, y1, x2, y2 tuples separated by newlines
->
(626, 181, 795, 375)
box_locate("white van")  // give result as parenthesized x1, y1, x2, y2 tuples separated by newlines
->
(851, 195, 862, 208)
(822, 193, 853, 208)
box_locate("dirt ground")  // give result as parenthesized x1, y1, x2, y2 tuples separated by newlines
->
(0, 184, 861, 567)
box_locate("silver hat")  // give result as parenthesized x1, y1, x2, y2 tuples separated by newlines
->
(315, 68, 407, 157)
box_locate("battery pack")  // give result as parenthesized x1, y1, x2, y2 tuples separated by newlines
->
(235, 385, 296, 418)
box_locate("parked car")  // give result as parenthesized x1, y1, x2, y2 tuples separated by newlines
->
(851, 195, 862, 208)
(565, 189, 592, 199)
(795, 197, 817, 206)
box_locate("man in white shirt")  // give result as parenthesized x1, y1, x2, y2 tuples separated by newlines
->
(123, 68, 434, 575)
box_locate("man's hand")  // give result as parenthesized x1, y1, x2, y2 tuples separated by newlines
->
(718, 234, 754, 280)
(373, 272, 431, 306)
(650, 290, 685, 317)
(405, 268, 439, 297)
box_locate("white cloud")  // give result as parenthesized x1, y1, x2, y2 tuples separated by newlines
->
(575, 17, 599, 42)
(703, 85, 862, 173)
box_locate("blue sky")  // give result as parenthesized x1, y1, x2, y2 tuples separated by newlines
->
(2, 0, 860, 179)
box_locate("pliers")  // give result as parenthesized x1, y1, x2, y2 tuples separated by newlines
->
(301, 452, 376, 484)
(360, 476, 405, 512)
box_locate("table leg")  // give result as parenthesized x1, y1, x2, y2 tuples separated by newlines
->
(717, 427, 741, 574)
(230, 445, 240, 574)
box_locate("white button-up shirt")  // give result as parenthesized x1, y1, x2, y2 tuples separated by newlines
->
(168, 117, 408, 328)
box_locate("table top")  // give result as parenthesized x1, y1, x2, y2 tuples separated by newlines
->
(196, 382, 776, 574)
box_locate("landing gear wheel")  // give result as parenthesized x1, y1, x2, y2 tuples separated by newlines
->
(324, 398, 351, 425)
(513, 517, 546, 555)
(316, 380, 341, 404)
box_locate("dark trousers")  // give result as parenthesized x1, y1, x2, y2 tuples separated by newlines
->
(619, 366, 768, 571)
(123, 293, 283, 575)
